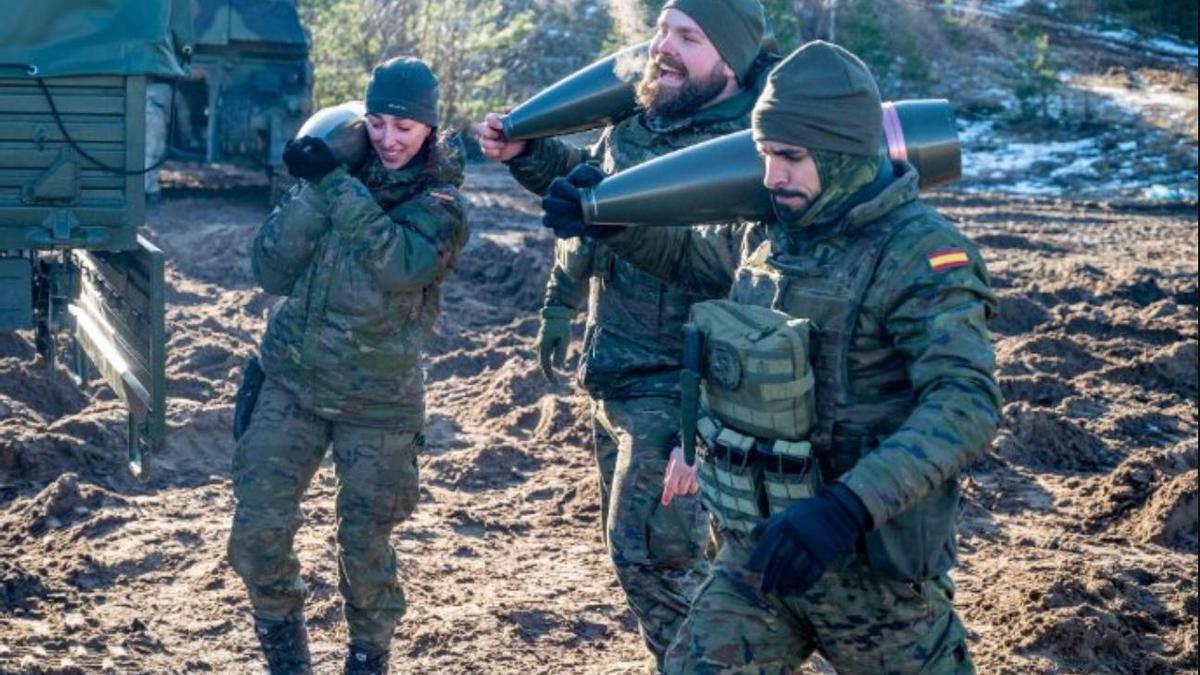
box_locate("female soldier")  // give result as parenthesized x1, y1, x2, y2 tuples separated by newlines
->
(227, 57, 469, 675)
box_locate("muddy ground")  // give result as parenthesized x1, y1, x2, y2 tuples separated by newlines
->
(0, 162, 1196, 674)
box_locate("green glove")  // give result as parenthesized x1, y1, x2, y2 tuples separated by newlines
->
(537, 305, 574, 383)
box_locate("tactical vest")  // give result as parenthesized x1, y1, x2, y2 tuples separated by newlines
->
(729, 209, 922, 470)
(701, 201, 962, 582)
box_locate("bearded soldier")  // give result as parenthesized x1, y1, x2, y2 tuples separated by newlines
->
(541, 41, 999, 674)
(475, 1, 775, 669)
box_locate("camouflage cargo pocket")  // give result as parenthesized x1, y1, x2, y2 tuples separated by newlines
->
(645, 491, 704, 565)
(387, 440, 421, 524)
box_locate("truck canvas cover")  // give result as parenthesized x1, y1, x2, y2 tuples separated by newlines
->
(193, 0, 307, 47)
(0, 0, 191, 78)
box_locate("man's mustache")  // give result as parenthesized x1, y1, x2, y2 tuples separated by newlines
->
(649, 55, 688, 78)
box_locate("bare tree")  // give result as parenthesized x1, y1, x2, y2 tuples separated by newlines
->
(794, 0, 839, 43)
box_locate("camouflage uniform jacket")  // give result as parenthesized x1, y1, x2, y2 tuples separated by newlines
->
(602, 164, 1002, 581)
(506, 58, 776, 400)
(253, 147, 470, 429)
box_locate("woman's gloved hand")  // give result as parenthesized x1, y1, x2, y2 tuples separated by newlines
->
(283, 136, 340, 182)
(747, 482, 871, 597)
(541, 164, 608, 239)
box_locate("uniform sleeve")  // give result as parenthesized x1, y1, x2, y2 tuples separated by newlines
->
(543, 237, 594, 311)
(316, 168, 470, 291)
(504, 131, 606, 196)
(840, 227, 1002, 528)
(601, 223, 745, 297)
(251, 182, 331, 295)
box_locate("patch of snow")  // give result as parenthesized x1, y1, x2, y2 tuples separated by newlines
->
(953, 120, 1195, 202)
(1049, 155, 1100, 179)
(1143, 184, 1199, 201)
(1006, 180, 1062, 196)
(987, 0, 1030, 11)
(1081, 83, 1197, 118)
(969, 2, 1198, 65)
(1096, 28, 1139, 43)
(1091, 27, 1199, 64)
(1146, 36, 1200, 59)
(964, 136, 1099, 178)
(958, 119, 996, 146)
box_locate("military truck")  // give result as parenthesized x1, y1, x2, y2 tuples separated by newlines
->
(169, 0, 311, 196)
(0, 1, 192, 478)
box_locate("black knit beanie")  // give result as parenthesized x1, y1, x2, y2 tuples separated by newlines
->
(364, 56, 439, 127)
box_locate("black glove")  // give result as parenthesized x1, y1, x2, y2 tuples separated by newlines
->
(282, 136, 339, 182)
(541, 164, 608, 240)
(747, 482, 871, 597)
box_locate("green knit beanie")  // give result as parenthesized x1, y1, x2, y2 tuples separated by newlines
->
(752, 41, 882, 156)
(662, 0, 765, 84)
(364, 56, 439, 127)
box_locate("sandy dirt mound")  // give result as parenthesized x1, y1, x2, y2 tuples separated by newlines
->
(966, 553, 1195, 674)
(1125, 470, 1199, 552)
(0, 169, 1196, 673)
(994, 402, 1116, 471)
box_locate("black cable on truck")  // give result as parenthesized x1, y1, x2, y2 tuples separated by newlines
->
(0, 61, 180, 177)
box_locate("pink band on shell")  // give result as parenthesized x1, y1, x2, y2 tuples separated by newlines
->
(882, 102, 907, 164)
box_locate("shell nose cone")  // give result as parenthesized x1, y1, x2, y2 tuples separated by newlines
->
(583, 130, 773, 227)
(296, 100, 368, 170)
(499, 43, 646, 142)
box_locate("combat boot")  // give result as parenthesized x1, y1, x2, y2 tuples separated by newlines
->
(254, 614, 312, 675)
(344, 644, 389, 675)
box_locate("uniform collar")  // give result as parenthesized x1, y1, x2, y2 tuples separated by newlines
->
(353, 138, 465, 209)
(841, 162, 920, 231)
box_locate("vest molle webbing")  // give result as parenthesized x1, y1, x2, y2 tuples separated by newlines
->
(689, 299, 815, 442)
(694, 415, 823, 532)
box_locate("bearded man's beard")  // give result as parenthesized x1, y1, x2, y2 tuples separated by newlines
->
(770, 189, 816, 227)
(635, 56, 727, 122)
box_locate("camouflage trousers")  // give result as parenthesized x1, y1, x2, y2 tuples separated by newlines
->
(593, 395, 709, 672)
(227, 377, 421, 651)
(664, 529, 974, 675)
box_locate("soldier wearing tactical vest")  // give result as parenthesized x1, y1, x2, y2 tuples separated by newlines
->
(475, 0, 775, 669)
(228, 58, 470, 675)
(541, 41, 1000, 674)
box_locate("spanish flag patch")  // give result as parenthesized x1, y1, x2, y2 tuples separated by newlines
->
(927, 248, 970, 272)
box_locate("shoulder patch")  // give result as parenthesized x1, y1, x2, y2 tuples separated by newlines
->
(927, 248, 970, 272)
(429, 190, 455, 202)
